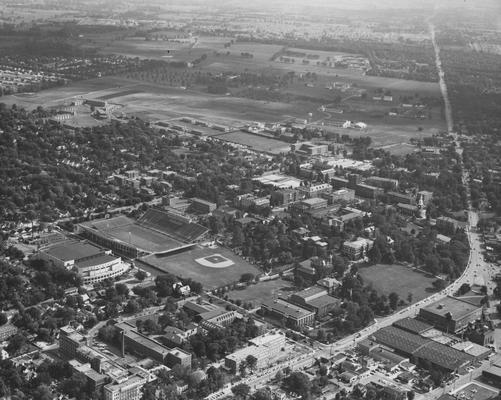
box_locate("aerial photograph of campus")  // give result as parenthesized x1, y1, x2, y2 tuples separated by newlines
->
(0, 0, 501, 399)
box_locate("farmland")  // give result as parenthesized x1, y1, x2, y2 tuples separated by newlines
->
(358, 263, 437, 304)
(0, 32, 446, 148)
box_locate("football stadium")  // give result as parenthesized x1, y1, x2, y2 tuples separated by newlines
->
(77, 209, 208, 258)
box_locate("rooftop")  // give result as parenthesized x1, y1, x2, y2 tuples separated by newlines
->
(451, 341, 491, 357)
(393, 318, 433, 335)
(262, 298, 315, 319)
(301, 197, 328, 206)
(292, 286, 327, 301)
(43, 240, 103, 262)
(307, 295, 340, 309)
(76, 253, 119, 269)
(420, 296, 480, 320)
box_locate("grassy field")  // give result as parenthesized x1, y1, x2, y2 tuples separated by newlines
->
(140, 245, 260, 289)
(359, 264, 436, 304)
(227, 278, 294, 306)
(106, 224, 184, 253)
(217, 131, 291, 154)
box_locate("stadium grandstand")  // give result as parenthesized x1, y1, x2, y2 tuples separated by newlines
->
(77, 209, 208, 259)
(137, 209, 208, 243)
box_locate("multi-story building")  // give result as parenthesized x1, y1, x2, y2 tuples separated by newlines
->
(323, 189, 355, 204)
(59, 326, 85, 359)
(418, 190, 434, 205)
(354, 184, 383, 200)
(116, 321, 191, 368)
(103, 375, 147, 400)
(332, 177, 349, 190)
(234, 194, 270, 210)
(342, 237, 374, 260)
(418, 296, 482, 334)
(436, 216, 466, 233)
(271, 189, 303, 206)
(190, 198, 217, 214)
(225, 333, 286, 373)
(38, 240, 128, 284)
(387, 191, 416, 205)
(261, 298, 315, 328)
(365, 177, 399, 191)
(396, 203, 419, 217)
(0, 324, 17, 341)
(291, 142, 329, 156)
(289, 286, 340, 318)
(297, 183, 332, 199)
(293, 198, 328, 213)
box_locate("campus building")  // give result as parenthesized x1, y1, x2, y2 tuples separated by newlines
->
(289, 286, 340, 318)
(387, 191, 416, 205)
(0, 324, 18, 341)
(103, 375, 147, 400)
(261, 298, 315, 328)
(418, 296, 482, 334)
(365, 177, 399, 191)
(292, 198, 328, 213)
(37, 240, 128, 284)
(342, 237, 374, 260)
(225, 333, 286, 373)
(190, 198, 217, 214)
(371, 325, 474, 373)
(297, 183, 332, 199)
(116, 322, 192, 368)
(323, 188, 355, 204)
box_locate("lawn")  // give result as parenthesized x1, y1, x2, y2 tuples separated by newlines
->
(358, 264, 436, 304)
(217, 131, 291, 154)
(227, 278, 295, 306)
(139, 245, 260, 290)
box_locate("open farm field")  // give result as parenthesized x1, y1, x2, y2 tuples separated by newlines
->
(320, 122, 439, 147)
(0, 77, 309, 125)
(359, 264, 436, 304)
(140, 245, 260, 290)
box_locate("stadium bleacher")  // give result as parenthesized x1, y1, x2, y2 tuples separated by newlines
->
(138, 209, 208, 243)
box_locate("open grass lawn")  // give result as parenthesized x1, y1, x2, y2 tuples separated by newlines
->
(227, 278, 295, 306)
(139, 245, 260, 290)
(358, 264, 436, 304)
(217, 131, 291, 153)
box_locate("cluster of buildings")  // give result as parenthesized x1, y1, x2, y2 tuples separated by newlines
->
(359, 296, 492, 377)
(59, 324, 181, 400)
(0, 66, 62, 94)
(261, 279, 340, 328)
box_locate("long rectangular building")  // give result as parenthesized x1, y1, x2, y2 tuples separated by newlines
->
(225, 333, 286, 373)
(418, 296, 482, 333)
(372, 325, 473, 373)
(261, 298, 315, 328)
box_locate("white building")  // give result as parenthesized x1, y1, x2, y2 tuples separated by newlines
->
(104, 375, 147, 400)
(38, 240, 128, 284)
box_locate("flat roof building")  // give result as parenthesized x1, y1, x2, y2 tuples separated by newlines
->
(225, 333, 286, 373)
(342, 237, 374, 260)
(289, 286, 340, 318)
(418, 296, 482, 334)
(261, 298, 315, 328)
(38, 240, 127, 284)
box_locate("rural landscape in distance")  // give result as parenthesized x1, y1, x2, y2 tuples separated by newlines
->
(1, 0, 501, 399)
